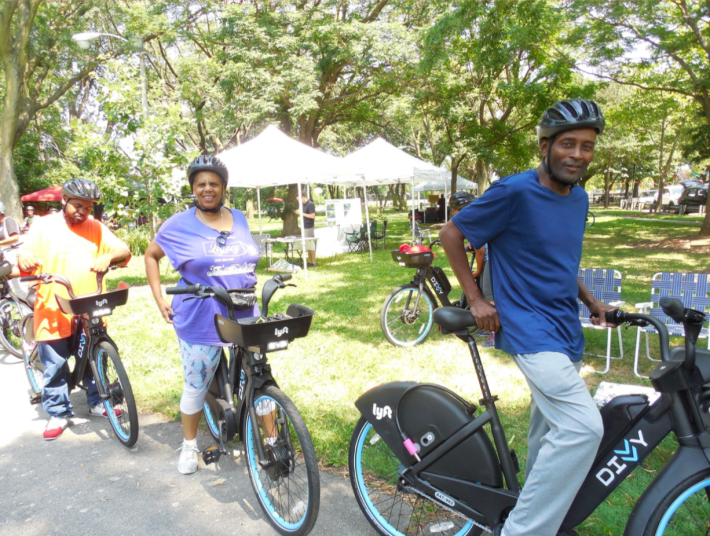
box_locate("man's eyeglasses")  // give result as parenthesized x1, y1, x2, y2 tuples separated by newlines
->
(216, 231, 230, 247)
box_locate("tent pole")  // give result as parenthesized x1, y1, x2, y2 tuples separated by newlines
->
(297, 181, 307, 278)
(444, 171, 448, 224)
(363, 176, 373, 262)
(411, 176, 416, 243)
(257, 188, 262, 233)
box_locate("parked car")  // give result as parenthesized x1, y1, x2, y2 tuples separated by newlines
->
(678, 184, 708, 214)
(656, 184, 685, 212)
(637, 189, 658, 206)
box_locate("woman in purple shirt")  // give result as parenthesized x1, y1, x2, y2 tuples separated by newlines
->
(145, 155, 259, 475)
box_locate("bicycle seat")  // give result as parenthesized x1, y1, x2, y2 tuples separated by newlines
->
(434, 307, 477, 332)
(0, 262, 11, 279)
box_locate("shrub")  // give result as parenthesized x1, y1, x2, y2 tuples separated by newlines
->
(115, 226, 151, 256)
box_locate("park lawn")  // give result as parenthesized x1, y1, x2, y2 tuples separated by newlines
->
(106, 211, 707, 536)
(594, 208, 705, 222)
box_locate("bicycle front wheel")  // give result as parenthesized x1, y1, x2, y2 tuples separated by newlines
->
(0, 298, 22, 357)
(644, 469, 710, 535)
(94, 341, 139, 447)
(243, 385, 320, 536)
(349, 417, 480, 536)
(380, 284, 435, 347)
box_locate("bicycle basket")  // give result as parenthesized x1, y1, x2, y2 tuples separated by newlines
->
(391, 250, 433, 268)
(55, 288, 129, 318)
(214, 303, 315, 353)
(430, 266, 452, 295)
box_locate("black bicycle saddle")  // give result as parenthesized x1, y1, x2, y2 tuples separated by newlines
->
(434, 307, 478, 332)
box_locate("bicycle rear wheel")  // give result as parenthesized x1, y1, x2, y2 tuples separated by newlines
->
(349, 417, 480, 536)
(0, 298, 22, 357)
(21, 315, 43, 395)
(380, 285, 436, 347)
(243, 385, 320, 535)
(94, 341, 139, 447)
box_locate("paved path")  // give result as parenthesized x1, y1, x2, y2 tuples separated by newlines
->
(0, 351, 374, 536)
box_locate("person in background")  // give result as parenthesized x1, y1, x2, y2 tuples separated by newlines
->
(144, 155, 261, 475)
(22, 206, 39, 233)
(294, 192, 317, 268)
(17, 179, 131, 441)
(0, 202, 21, 251)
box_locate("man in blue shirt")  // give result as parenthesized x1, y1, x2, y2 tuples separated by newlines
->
(440, 99, 615, 536)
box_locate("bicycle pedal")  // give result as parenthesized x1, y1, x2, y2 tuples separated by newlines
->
(29, 393, 41, 405)
(202, 446, 222, 465)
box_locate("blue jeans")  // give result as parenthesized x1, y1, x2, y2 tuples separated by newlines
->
(38, 338, 101, 418)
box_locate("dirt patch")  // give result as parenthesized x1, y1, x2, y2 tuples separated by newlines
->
(639, 234, 710, 253)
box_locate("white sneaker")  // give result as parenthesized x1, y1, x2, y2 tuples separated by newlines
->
(44, 416, 69, 441)
(177, 439, 200, 475)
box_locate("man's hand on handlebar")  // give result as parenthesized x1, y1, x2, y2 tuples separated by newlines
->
(588, 300, 618, 328)
(18, 250, 41, 273)
(469, 298, 500, 333)
(90, 254, 114, 273)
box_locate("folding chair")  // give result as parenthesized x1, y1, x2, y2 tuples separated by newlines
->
(345, 224, 367, 253)
(633, 272, 710, 378)
(411, 221, 431, 245)
(251, 233, 272, 262)
(577, 268, 626, 374)
(372, 220, 388, 250)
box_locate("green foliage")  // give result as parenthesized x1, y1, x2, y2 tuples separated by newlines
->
(114, 226, 152, 256)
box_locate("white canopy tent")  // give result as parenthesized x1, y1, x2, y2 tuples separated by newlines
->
(342, 138, 446, 240)
(216, 126, 360, 275)
(414, 176, 478, 192)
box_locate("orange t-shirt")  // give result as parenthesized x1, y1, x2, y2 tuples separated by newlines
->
(20, 213, 131, 342)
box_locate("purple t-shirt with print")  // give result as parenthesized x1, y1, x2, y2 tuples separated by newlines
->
(155, 207, 260, 346)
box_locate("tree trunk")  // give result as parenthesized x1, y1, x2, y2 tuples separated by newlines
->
(245, 199, 254, 220)
(474, 159, 488, 195)
(0, 39, 24, 221)
(283, 184, 301, 236)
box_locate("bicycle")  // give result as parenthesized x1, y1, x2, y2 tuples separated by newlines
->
(380, 246, 475, 347)
(350, 298, 710, 535)
(165, 274, 320, 536)
(21, 267, 139, 447)
(0, 243, 33, 357)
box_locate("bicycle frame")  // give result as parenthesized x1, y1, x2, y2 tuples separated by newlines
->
(356, 305, 710, 533)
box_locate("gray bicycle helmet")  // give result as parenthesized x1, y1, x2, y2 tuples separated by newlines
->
(62, 178, 101, 202)
(536, 99, 605, 141)
(25, 205, 35, 211)
(0, 202, 5, 215)
(187, 155, 229, 188)
(450, 191, 476, 211)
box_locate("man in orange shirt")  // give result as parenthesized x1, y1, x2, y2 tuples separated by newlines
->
(18, 179, 130, 441)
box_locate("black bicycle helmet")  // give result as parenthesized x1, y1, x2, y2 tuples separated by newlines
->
(536, 99, 605, 141)
(449, 191, 476, 211)
(187, 155, 229, 188)
(62, 178, 101, 202)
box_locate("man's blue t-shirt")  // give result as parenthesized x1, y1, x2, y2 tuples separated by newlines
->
(453, 169, 588, 361)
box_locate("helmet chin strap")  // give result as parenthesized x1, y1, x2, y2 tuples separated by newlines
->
(544, 142, 578, 192)
(194, 199, 224, 213)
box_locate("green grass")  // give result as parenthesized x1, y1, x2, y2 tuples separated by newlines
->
(105, 211, 708, 536)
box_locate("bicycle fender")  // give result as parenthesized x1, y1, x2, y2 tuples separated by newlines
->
(624, 446, 710, 536)
(355, 381, 420, 466)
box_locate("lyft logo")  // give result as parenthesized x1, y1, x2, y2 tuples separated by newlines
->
(373, 404, 392, 420)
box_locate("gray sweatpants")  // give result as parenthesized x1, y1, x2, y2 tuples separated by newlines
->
(502, 352, 603, 536)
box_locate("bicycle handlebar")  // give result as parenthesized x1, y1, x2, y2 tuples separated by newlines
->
(601, 297, 707, 372)
(166, 285, 199, 296)
(19, 264, 124, 298)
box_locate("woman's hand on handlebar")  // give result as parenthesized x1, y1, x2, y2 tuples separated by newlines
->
(469, 298, 500, 332)
(156, 296, 174, 324)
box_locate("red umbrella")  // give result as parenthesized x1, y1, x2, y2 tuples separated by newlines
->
(266, 197, 284, 203)
(21, 185, 63, 202)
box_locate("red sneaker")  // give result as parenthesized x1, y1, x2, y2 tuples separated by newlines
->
(44, 417, 69, 441)
(89, 404, 123, 418)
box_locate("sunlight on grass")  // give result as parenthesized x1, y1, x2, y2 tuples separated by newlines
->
(104, 210, 707, 536)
